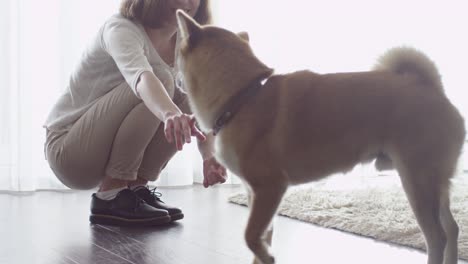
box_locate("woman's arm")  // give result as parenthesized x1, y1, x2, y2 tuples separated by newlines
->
(137, 71, 181, 121)
(137, 71, 205, 150)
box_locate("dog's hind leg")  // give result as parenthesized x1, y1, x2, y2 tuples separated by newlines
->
(397, 165, 446, 264)
(439, 188, 459, 264)
(245, 181, 287, 264)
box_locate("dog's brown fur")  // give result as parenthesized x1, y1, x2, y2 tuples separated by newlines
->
(176, 11, 466, 264)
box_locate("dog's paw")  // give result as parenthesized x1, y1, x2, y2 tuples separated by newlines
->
(253, 255, 275, 264)
(268, 256, 275, 264)
(262, 255, 275, 264)
(252, 257, 262, 264)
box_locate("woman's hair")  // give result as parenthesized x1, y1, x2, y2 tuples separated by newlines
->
(120, 0, 212, 28)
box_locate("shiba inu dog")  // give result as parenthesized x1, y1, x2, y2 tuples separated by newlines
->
(176, 10, 466, 264)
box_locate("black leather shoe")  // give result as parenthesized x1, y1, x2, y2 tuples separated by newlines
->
(133, 186, 184, 221)
(90, 189, 171, 226)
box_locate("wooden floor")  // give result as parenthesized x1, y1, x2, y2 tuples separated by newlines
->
(0, 184, 466, 264)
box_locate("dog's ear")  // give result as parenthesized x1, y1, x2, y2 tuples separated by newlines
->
(176, 9, 202, 41)
(237, 31, 250, 42)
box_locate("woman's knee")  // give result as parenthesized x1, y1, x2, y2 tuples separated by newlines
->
(131, 102, 162, 125)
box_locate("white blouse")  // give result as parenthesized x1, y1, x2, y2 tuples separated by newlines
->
(44, 14, 183, 131)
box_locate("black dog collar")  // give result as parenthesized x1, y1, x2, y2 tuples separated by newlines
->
(212, 77, 268, 136)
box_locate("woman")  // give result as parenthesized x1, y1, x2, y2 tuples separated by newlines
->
(44, 0, 227, 226)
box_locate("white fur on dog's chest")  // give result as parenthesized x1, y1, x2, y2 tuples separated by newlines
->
(215, 138, 242, 177)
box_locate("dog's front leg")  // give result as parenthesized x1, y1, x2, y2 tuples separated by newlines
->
(247, 189, 274, 264)
(246, 182, 286, 264)
(246, 187, 274, 245)
(252, 226, 274, 264)
(265, 226, 273, 247)
(247, 189, 263, 264)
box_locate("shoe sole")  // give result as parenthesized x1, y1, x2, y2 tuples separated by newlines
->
(170, 213, 184, 221)
(89, 214, 171, 226)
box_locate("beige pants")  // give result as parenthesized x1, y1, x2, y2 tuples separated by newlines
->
(45, 83, 191, 190)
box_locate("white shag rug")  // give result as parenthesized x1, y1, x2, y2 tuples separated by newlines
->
(228, 176, 468, 260)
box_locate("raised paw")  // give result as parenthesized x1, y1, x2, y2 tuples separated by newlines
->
(252, 255, 275, 264)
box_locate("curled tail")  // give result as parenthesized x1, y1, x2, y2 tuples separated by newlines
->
(373, 46, 443, 91)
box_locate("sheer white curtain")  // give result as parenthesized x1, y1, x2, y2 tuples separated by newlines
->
(214, 0, 468, 180)
(2, 1, 467, 192)
(0, 0, 205, 191)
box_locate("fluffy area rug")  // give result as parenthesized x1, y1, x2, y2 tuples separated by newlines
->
(228, 175, 468, 260)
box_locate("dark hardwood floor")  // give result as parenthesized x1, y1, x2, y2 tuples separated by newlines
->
(0, 184, 465, 264)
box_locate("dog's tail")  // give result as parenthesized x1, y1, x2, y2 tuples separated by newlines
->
(373, 47, 443, 91)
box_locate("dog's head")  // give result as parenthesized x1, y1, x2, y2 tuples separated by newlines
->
(176, 10, 273, 131)
(176, 10, 273, 96)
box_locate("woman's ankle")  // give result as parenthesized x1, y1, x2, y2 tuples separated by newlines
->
(128, 177, 149, 189)
(99, 177, 128, 192)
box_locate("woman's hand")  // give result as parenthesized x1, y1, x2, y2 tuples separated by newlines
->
(164, 113, 206, 150)
(203, 156, 228, 188)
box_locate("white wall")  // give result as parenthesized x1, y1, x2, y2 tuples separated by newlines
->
(215, 1, 468, 107)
